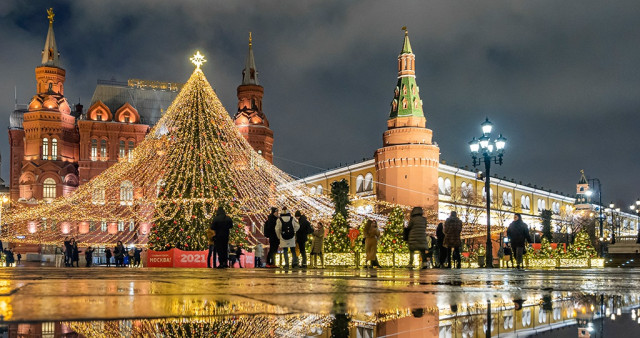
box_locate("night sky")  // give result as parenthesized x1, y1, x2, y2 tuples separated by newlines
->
(1, 1, 639, 209)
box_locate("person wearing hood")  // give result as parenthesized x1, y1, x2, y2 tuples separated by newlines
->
(264, 207, 280, 268)
(407, 207, 429, 269)
(364, 219, 381, 268)
(444, 211, 463, 269)
(435, 222, 445, 268)
(507, 213, 532, 269)
(295, 210, 313, 268)
(212, 206, 234, 268)
(275, 207, 300, 268)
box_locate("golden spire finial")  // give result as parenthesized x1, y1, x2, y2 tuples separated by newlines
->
(190, 51, 207, 70)
(47, 8, 55, 24)
(249, 32, 252, 47)
(402, 26, 407, 35)
(580, 169, 585, 175)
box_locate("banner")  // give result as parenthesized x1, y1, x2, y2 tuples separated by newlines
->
(147, 248, 254, 268)
(172, 249, 208, 268)
(147, 249, 174, 267)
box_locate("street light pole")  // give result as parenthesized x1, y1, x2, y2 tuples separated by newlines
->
(585, 178, 603, 238)
(469, 118, 506, 269)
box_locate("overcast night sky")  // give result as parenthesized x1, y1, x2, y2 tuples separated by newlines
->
(1, 1, 639, 208)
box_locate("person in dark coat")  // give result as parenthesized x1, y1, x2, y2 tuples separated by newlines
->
(105, 248, 112, 267)
(16, 252, 21, 265)
(407, 207, 429, 269)
(85, 247, 95, 267)
(4, 249, 14, 267)
(64, 236, 72, 267)
(264, 207, 279, 267)
(444, 211, 463, 269)
(235, 245, 244, 268)
(114, 241, 125, 267)
(134, 247, 142, 267)
(212, 206, 233, 268)
(228, 244, 237, 267)
(294, 210, 312, 268)
(507, 213, 532, 269)
(436, 222, 446, 268)
(71, 238, 80, 267)
(207, 223, 217, 268)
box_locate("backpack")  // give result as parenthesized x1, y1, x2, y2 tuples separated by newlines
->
(280, 217, 295, 240)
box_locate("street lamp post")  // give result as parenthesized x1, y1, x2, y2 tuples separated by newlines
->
(585, 178, 604, 238)
(606, 203, 621, 243)
(469, 118, 507, 269)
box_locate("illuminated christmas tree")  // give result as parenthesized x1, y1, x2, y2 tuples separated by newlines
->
(325, 213, 353, 253)
(379, 207, 407, 253)
(567, 229, 597, 258)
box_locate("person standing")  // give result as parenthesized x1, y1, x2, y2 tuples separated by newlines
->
(114, 241, 125, 267)
(134, 247, 142, 267)
(85, 247, 95, 267)
(364, 219, 381, 268)
(436, 222, 446, 268)
(294, 210, 313, 268)
(207, 224, 217, 268)
(407, 207, 429, 269)
(212, 206, 233, 268)
(16, 252, 21, 265)
(64, 237, 72, 267)
(254, 243, 264, 268)
(507, 213, 532, 270)
(235, 245, 244, 268)
(444, 211, 463, 269)
(4, 248, 14, 267)
(105, 248, 112, 267)
(264, 207, 279, 268)
(310, 222, 325, 268)
(228, 244, 237, 267)
(71, 238, 80, 267)
(275, 207, 300, 268)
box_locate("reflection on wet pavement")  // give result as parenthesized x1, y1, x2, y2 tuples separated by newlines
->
(0, 267, 639, 336)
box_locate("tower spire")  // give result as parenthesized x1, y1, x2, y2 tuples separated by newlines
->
(41, 8, 60, 67)
(242, 32, 259, 85)
(401, 26, 412, 54)
(389, 27, 423, 121)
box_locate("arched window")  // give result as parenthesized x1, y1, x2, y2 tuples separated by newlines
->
(461, 182, 472, 198)
(42, 138, 49, 160)
(101, 220, 107, 232)
(119, 140, 126, 159)
(117, 220, 125, 232)
(508, 193, 513, 206)
(526, 196, 531, 210)
(316, 185, 323, 195)
(43, 178, 56, 200)
(129, 220, 135, 232)
(120, 180, 133, 205)
(503, 191, 509, 206)
(128, 141, 135, 161)
(91, 139, 98, 161)
(444, 178, 452, 196)
(438, 177, 445, 195)
(310, 186, 316, 195)
(51, 138, 58, 159)
(364, 173, 374, 191)
(356, 175, 364, 193)
(92, 186, 105, 205)
(100, 139, 107, 160)
(123, 112, 131, 123)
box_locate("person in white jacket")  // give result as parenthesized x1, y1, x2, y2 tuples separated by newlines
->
(275, 207, 300, 268)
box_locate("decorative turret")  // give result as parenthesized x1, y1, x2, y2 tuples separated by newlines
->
(374, 28, 440, 210)
(575, 169, 591, 209)
(41, 8, 60, 67)
(234, 33, 273, 163)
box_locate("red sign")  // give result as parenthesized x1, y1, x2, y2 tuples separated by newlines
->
(173, 249, 208, 268)
(147, 249, 174, 267)
(348, 228, 360, 245)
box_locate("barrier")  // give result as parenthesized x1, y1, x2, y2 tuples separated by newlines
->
(147, 248, 254, 268)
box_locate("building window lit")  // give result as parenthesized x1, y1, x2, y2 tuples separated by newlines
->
(119, 140, 126, 159)
(43, 178, 56, 200)
(100, 139, 107, 160)
(101, 220, 107, 232)
(128, 141, 135, 161)
(129, 220, 135, 232)
(356, 175, 364, 193)
(444, 178, 452, 196)
(91, 139, 98, 161)
(438, 177, 445, 194)
(97, 112, 102, 121)
(124, 112, 130, 123)
(364, 173, 374, 191)
(118, 220, 125, 232)
(42, 138, 49, 160)
(316, 185, 323, 195)
(92, 186, 105, 205)
(120, 180, 133, 205)
(310, 186, 316, 195)
(51, 138, 57, 160)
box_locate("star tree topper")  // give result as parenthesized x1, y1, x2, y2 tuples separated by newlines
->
(190, 51, 207, 70)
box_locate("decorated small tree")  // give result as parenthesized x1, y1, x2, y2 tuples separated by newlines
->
(568, 229, 598, 258)
(379, 207, 408, 253)
(536, 237, 555, 258)
(541, 209, 553, 243)
(325, 213, 353, 253)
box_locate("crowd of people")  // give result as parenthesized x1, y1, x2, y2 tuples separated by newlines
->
(58, 237, 143, 268)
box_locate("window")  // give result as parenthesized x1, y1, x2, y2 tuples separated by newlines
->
(356, 175, 364, 193)
(316, 185, 323, 195)
(310, 186, 316, 195)
(128, 141, 135, 161)
(42, 138, 49, 159)
(364, 173, 374, 191)
(444, 178, 452, 196)
(508, 192, 513, 206)
(118, 220, 125, 232)
(124, 112, 130, 123)
(461, 182, 471, 198)
(438, 177, 445, 195)
(129, 220, 135, 232)
(91, 139, 98, 161)
(89, 221, 95, 232)
(119, 140, 126, 159)
(43, 178, 56, 200)
(100, 139, 107, 160)
(51, 138, 57, 159)
(120, 180, 134, 205)
(503, 191, 509, 206)
(92, 186, 105, 205)
(538, 199, 546, 212)
(97, 112, 103, 121)
(101, 220, 107, 232)
(521, 196, 531, 210)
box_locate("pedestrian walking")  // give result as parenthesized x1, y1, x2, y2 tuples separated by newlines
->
(236, 245, 244, 268)
(294, 210, 313, 268)
(71, 238, 80, 267)
(407, 207, 430, 269)
(444, 211, 463, 269)
(85, 247, 95, 267)
(114, 241, 125, 267)
(105, 248, 112, 267)
(4, 248, 14, 267)
(507, 213, 532, 270)
(254, 243, 264, 268)
(228, 244, 237, 267)
(16, 252, 21, 265)
(64, 236, 72, 267)
(310, 222, 325, 268)
(275, 207, 300, 268)
(264, 207, 280, 267)
(212, 206, 233, 268)
(207, 223, 217, 268)
(436, 222, 446, 268)
(134, 247, 142, 267)
(364, 219, 381, 268)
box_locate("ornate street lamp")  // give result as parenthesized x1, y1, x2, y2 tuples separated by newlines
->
(469, 118, 506, 268)
(585, 178, 604, 238)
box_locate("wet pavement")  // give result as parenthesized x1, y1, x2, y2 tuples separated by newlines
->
(0, 267, 639, 336)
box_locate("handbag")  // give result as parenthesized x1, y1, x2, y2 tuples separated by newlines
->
(403, 227, 410, 241)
